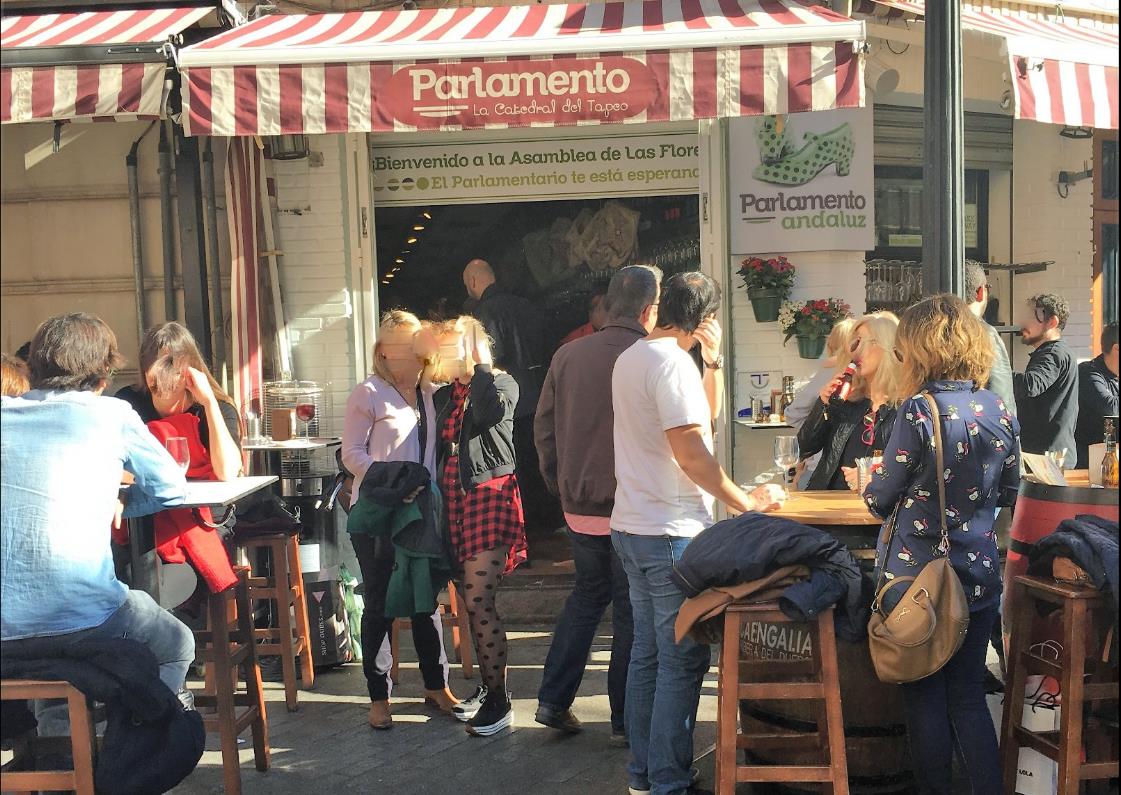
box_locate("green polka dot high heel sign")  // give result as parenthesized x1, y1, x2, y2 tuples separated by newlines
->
(729, 108, 875, 255)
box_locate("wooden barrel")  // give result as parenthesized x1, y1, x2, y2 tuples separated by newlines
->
(1003, 478, 1119, 651)
(738, 622, 912, 794)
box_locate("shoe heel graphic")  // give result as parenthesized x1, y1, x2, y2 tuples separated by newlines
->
(751, 122, 855, 186)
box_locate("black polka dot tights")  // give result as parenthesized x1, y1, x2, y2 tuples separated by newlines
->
(460, 547, 509, 696)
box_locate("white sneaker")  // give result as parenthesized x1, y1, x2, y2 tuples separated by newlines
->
(452, 684, 487, 723)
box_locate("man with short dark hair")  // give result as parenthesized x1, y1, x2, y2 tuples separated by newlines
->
(1075, 322, 1119, 468)
(1013, 294, 1079, 456)
(611, 273, 785, 795)
(534, 266, 661, 742)
(964, 262, 1016, 415)
(2, 313, 192, 731)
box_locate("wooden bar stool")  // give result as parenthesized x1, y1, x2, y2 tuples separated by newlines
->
(192, 566, 270, 795)
(237, 533, 315, 711)
(716, 601, 849, 795)
(1001, 575, 1119, 795)
(0, 679, 96, 795)
(390, 582, 474, 684)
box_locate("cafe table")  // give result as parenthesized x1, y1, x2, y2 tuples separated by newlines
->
(127, 475, 278, 605)
(771, 489, 883, 561)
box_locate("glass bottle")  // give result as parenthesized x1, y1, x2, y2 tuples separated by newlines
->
(1102, 418, 1119, 489)
(780, 376, 796, 422)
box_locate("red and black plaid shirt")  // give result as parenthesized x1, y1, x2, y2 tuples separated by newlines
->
(440, 381, 527, 574)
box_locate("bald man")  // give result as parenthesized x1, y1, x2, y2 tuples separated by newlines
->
(462, 258, 559, 536)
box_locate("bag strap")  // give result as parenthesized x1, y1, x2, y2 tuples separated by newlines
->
(921, 391, 951, 555)
(416, 386, 428, 468)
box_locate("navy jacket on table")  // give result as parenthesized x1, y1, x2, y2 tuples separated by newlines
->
(864, 381, 1021, 613)
(1013, 339, 1078, 456)
(1074, 355, 1119, 468)
(669, 513, 867, 641)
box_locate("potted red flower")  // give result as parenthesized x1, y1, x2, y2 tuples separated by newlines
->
(779, 298, 852, 359)
(737, 255, 796, 323)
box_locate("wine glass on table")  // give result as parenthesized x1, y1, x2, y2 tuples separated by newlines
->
(165, 437, 190, 474)
(295, 401, 316, 440)
(774, 436, 800, 494)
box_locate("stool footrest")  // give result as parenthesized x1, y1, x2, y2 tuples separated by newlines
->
(738, 682, 823, 700)
(735, 766, 834, 783)
(1020, 652, 1063, 679)
(1084, 681, 1119, 700)
(737, 732, 820, 750)
(1013, 726, 1060, 759)
(1079, 761, 1121, 780)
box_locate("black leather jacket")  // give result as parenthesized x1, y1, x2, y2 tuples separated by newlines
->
(475, 285, 545, 418)
(796, 396, 897, 491)
(434, 365, 520, 489)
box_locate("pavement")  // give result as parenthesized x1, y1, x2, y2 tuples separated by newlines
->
(173, 626, 721, 795)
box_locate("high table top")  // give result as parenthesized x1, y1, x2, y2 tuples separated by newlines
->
(242, 437, 340, 451)
(773, 490, 881, 526)
(180, 475, 277, 508)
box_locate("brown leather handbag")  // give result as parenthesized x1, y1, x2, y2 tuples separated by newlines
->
(868, 393, 970, 684)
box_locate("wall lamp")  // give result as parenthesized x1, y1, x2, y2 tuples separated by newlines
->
(1057, 161, 1092, 199)
(1059, 126, 1093, 140)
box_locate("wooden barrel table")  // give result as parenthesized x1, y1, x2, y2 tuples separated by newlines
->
(1002, 471, 1119, 653)
(736, 492, 913, 794)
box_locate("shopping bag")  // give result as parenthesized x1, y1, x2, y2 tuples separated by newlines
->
(340, 563, 364, 663)
(987, 642, 1061, 795)
(303, 565, 354, 669)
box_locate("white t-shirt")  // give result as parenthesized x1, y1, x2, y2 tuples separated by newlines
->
(610, 337, 715, 537)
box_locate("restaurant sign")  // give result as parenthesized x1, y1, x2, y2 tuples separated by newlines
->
(371, 129, 699, 205)
(728, 107, 875, 254)
(382, 57, 659, 129)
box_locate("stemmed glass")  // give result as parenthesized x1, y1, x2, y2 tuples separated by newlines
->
(295, 401, 316, 440)
(165, 437, 190, 474)
(774, 436, 800, 492)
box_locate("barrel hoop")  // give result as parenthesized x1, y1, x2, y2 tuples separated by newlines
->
(741, 704, 908, 738)
(1009, 538, 1035, 557)
(1017, 480, 1121, 506)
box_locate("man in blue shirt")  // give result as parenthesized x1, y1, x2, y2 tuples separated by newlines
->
(1, 314, 192, 718)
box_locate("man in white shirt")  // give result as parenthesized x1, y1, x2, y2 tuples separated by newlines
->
(611, 272, 785, 795)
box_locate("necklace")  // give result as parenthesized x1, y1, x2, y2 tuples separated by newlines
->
(389, 382, 421, 421)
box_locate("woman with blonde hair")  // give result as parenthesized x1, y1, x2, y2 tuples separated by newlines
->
(342, 309, 458, 729)
(797, 312, 901, 490)
(864, 294, 1019, 794)
(783, 317, 858, 429)
(117, 322, 242, 481)
(432, 315, 526, 737)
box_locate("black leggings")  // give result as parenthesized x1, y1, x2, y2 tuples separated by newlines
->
(460, 547, 510, 695)
(351, 534, 446, 702)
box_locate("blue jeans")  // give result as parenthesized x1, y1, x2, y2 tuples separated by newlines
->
(538, 530, 633, 731)
(900, 604, 1003, 795)
(612, 532, 710, 795)
(3, 589, 195, 736)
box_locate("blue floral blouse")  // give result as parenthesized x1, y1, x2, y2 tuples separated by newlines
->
(863, 381, 1021, 613)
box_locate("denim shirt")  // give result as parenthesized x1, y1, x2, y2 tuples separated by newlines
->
(863, 381, 1021, 613)
(1, 390, 187, 640)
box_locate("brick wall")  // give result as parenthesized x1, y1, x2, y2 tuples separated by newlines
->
(730, 250, 867, 482)
(271, 137, 356, 437)
(1008, 121, 1095, 370)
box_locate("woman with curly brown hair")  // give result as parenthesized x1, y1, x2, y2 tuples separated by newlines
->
(863, 294, 1021, 795)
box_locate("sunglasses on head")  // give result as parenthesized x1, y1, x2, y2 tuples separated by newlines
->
(850, 336, 881, 354)
(893, 348, 904, 363)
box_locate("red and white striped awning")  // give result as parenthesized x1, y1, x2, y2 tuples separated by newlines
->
(1, 7, 214, 124)
(178, 0, 866, 137)
(866, 1, 1118, 129)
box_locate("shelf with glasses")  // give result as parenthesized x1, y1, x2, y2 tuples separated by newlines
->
(734, 419, 793, 430)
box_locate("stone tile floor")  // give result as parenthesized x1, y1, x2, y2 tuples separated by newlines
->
(173, 627, 720, 795)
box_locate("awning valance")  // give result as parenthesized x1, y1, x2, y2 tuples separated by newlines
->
(865, 1, 1118, 129)
(178, 0, 866, 137)
(1, 7, 215, 124)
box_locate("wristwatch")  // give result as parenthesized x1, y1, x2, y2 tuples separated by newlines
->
(704, 354, 724, 370)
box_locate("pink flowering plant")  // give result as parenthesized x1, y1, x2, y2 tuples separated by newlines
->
(779, 298, 852, 343)
(737, 255, 796, 297)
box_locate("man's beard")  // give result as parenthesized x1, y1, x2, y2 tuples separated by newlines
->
(1020, 330, 1045, 347)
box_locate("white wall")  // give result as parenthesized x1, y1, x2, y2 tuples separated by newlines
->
(730, 251, 868, 482)
(270, 136, 357, 437)
(1009, 121, 1095, 369)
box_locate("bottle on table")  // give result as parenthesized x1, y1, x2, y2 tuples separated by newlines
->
(1102, 418, 1119, 489)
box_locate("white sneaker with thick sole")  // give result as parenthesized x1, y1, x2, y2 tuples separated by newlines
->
(452, 684, 487, 723)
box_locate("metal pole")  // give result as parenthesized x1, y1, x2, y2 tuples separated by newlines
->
(922, 2, 965, 297)
(157, 121, 177, 320)
(202, 139, 227, 376)
(126, 121, 156, 349)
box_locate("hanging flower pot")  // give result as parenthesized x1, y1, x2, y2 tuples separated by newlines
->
(747, 289, 783, 323)
(737, 256, 795, 323)
(796, 334, 827, 360)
